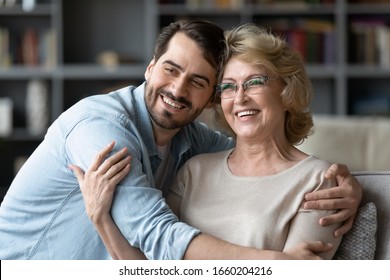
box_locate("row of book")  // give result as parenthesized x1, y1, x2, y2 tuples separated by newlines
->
(0, 27, 56, 68)
(159, 0, 390, 4)
(159, 0, 335, 7)
(350, 20, 390, 67)
(264, 19, 336, 64)
(349, 0, 390, 3)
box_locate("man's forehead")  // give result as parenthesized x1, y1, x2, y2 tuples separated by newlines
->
(166, 32, 199, 51)
(157, 33, 217, 81)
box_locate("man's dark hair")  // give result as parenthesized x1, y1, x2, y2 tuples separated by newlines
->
(154, 19, 225, 71)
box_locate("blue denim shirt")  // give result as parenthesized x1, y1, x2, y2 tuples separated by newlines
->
(0, 83, 234, 260)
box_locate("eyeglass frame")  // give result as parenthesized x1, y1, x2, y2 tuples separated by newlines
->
(215, 75, 279, 99)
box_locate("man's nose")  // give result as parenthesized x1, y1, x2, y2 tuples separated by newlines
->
(171, 77, 188, 97)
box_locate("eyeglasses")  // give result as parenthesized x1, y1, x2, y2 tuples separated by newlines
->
(216, 76, 278, 99)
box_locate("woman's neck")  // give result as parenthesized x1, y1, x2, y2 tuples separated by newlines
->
(227, 137, 307, 177)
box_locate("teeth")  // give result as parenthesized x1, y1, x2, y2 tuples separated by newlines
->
(163, 96, 183, 109)
(237, 110, 258, 117)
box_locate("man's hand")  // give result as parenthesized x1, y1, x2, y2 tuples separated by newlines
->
(304, 164, 362, 237)
(284, 241, 333, 260)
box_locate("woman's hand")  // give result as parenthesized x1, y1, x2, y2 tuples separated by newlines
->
(304, 163, 362, 237)
(68, 141, 131, 224)
(283, 241, 333, 260)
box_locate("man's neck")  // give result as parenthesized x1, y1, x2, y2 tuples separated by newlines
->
(152, 123, 180, 146)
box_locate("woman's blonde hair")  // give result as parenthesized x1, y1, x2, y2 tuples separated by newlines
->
(213, 23, 313, 145)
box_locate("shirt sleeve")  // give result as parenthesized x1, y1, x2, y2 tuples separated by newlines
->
(65, 115, 200, 260)
(283, 177, 342, 259)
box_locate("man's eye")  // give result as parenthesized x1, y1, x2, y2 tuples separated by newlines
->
(164, 67, 176, 75)
(191, 79, 205, 89)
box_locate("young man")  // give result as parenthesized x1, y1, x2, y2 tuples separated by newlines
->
(0, 19, 361, 260)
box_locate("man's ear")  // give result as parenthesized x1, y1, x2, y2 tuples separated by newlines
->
(144, 57, 156, 80)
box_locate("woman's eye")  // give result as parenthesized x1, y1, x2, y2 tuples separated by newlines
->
(248, 78, 263, 85)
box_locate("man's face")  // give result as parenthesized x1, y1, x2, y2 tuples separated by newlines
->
(144, 32, 217, 130)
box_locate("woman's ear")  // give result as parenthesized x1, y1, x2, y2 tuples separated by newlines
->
(144, 57, 156, 80)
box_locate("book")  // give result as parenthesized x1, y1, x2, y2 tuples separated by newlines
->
(350, 18, 388, 65)
(0, 97, 13, 137)
(22, 28, 39, 66)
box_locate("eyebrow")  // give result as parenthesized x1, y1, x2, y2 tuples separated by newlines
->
(163, 60, 211, 86)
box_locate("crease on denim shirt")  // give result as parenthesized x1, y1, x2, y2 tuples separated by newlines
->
(27, 185, 79, 259)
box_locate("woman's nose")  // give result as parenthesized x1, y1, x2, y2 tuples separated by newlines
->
(234, 86, 248, 104)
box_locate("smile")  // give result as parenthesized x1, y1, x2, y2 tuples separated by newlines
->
(237, 110, 259, 117)
(163, 96, 185, 109)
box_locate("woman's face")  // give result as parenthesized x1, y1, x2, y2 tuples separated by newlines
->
(220, 57, 286, 141)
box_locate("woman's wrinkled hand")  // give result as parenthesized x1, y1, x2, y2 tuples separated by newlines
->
(68, 141, 131, 224)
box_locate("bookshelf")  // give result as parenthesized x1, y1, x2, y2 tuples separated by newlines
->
(1, 0, 390, 199)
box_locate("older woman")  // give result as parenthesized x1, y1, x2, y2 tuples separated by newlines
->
(71, 23, 345, 259)
(167, 23, 341, 259)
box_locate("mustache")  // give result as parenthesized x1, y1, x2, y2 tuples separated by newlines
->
(158, 89, 192, 108)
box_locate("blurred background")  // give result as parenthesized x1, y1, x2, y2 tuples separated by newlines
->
(1, 0, 390, 201)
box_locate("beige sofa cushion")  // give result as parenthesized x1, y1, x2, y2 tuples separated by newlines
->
(298, 116, 390, 171)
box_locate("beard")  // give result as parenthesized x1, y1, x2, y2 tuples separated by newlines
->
(145, 84, 203, 130)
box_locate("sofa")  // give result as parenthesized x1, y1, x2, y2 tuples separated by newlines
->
(351, 172, 390, 260)
(197, 112, 390, 259)
(297, 115, 390, 260)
